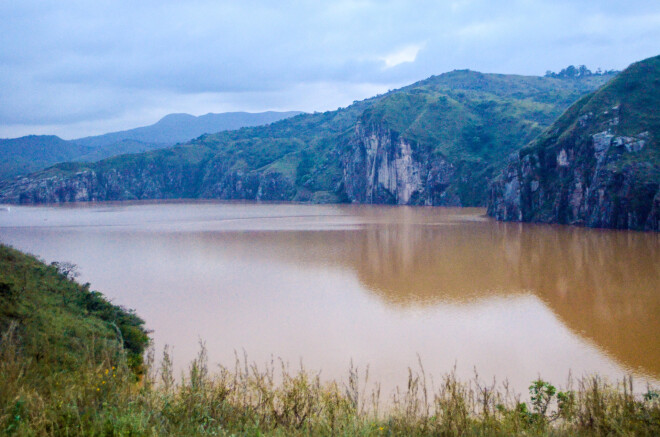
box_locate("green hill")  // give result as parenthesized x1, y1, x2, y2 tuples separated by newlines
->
(0, 245, 149, 376)
(0, 244, 150, 433)
(0, 112, 302, 182)
(0, 135, 92, 180)
(488, 55, 660, 230)
(0, 69, 615, 205)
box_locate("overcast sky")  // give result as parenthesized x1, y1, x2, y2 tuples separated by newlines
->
(1, 0, 659, 139)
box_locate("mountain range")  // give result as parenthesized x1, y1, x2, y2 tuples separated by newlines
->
(0, 68, 615, 207)
(4, 59, 658, 231)
(0, 111, 301, 180)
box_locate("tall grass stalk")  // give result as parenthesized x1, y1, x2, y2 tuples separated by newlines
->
(2, 332, 658, 436)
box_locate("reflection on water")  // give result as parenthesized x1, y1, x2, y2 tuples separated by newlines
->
(351, 219, 660, 376)
(1, 201, 658, 394)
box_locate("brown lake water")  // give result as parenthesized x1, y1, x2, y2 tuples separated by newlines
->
(1, 201, 659, 396)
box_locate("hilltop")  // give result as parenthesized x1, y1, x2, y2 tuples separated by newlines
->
(488, 55, 660, 230)
(0, 69, 615, 206)
(0, 135, 92, 181)
(71, 111, 304, 149)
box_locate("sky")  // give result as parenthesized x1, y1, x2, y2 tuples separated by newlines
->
(1, 0, 659, 139)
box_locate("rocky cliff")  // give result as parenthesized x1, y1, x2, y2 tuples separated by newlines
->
(488, 55, 660, 231)
(0, 69, 615, 207)
(0, 152, 299, 204)
(343, 122, 459, 205)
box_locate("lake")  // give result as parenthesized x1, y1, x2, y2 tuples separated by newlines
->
(1, 201, 658, 397)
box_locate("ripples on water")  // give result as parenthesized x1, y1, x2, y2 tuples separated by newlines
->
(1, 201, 658, 395)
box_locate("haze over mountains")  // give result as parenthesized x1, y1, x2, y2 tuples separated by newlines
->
(0, 66, 616, 208)
(0, 111, 301, 180)
(0, 136, 90, 182)
(71, 112, 304, 149)
(2, 57, 658, 231)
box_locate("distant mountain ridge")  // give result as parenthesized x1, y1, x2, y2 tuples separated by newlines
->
(0, 135, 93, 181)
(71, 111, 303, 148)
(0, 111, 302, 180)
(0, 68, 616, 207)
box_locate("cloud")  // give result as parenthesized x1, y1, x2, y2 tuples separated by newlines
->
(381, 44, 424, 69)
(1, 0, 659, 138)
(0, 81, 393, 139)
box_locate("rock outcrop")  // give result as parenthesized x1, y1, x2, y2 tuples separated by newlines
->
(198, 166, 296, 201)
(0, 159, 296, 204)
(0, 68, 616, 208)
(342, 122, 459, 205)
(488, 55, 660, 231)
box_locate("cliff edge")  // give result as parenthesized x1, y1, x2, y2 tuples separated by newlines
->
(488, 55, 660, 231)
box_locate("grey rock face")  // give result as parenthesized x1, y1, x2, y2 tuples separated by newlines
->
(647, 190, 660, 230)
(0, 158, 297, 204)
(592, 131, 613, 162)
(487, 155, 522, 222)
(488, 120, 659, 231)
(342, 123, 460, 206)
(197, 160, 296, 201)
(1, 121, 486, 207)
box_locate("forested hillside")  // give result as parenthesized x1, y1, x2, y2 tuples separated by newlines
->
(0, 69, 615, 206)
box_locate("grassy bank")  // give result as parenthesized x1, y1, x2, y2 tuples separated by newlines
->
(1, 244, 658, 436)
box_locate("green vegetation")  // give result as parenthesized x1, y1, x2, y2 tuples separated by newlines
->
(0, 244, 149, 376)
(491, 55, 660, 230)
(0, 112, 301, 182)
(544, 65, 619, 79)
(523, 55, 660, 163)
(0, 69, 616, 206)
(2, 244, 659, 435)
(0, 136, 92, 180)
(127, 69, 617, 206)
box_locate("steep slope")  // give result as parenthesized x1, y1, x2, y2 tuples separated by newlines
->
(488, 55, 660, 231)
(0, 70, 615, 205)
(0, 244, 149, 375)
(0, 135, 92, 180)
(0, 112, 302, 181)
(342, 71, 612, 206)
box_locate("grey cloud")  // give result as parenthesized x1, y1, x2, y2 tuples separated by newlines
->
(1, 0, 659, 137)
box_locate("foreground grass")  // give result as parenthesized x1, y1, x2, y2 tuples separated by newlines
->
(1, 244, 658, 436)
(3, 338, 659, 436)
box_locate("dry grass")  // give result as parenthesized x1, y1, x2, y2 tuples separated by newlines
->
(2, 332, 659, 436)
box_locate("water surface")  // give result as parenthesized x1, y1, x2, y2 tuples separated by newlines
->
(1, 201, 658, 395)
